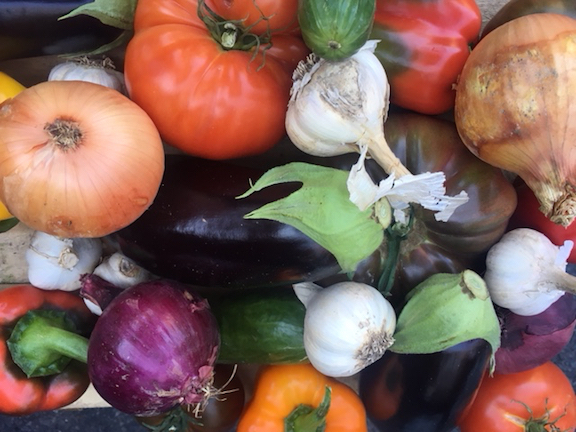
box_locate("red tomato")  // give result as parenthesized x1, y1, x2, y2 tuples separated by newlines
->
(458, 362, 576, 432)
(508, 179, 576, 263)
(210, 0, 299, 34)
(124, 0, 309, 160)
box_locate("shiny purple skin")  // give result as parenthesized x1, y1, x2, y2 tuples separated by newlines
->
(87, 279, 220, 416)
(495, 293, 576, 374)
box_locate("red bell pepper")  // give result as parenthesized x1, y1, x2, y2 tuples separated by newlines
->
(0, 284, 94, 415)
(370, 0, 482, 115)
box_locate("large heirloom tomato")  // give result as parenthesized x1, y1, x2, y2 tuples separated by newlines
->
(458, 361, 576, 432)
(358, 111, 517, 300)
(124, 0, 309, 160)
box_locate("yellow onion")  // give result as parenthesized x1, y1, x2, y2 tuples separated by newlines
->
(454, 13, 576, 226)
(0, 80, 165, 238)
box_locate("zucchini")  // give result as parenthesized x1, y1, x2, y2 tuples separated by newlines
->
(298, 0, 376, 61)
(209, 287, 307, 364)
(112, 155, 341, 289)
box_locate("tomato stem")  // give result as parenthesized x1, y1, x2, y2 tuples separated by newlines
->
(197, 0, 271, 53)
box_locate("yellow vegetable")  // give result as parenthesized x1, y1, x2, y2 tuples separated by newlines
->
(0, 71, 25, 221)
(0, 71, 25, 103)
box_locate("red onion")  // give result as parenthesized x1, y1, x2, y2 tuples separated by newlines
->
(494, 293, 576, 374)
(87, 279, 220, 416)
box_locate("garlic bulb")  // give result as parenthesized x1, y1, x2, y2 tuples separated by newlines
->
(294, 281, 396, 377)
(92, 252, 152, 289)
(484, 228, 576, 316)
(287, 40, 468, 224)
(48, 56, 126, 94)
(26, 231, 103, 291)
(286, 40, 409, 177)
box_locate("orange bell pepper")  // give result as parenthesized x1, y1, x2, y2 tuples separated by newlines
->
(237, 363, 367, 432)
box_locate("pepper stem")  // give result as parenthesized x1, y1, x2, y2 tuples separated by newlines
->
(284, 386, 332, 432)
(7, 309, 89, 378)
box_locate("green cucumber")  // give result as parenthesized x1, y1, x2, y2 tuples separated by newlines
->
(298, 0, 376, 61)
(210, 287, 307, 364)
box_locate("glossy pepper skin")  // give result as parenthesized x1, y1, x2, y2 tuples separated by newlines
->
(370, 0, 481, 115)
(359, 339, 492, 432)
(237, 363, 367, 432)
(481, 0, 576, 38)
(0, 1, 122, 61)
(0, 284, 95, 415)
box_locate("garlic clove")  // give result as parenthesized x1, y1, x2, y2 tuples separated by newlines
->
(92, 252, 152, 289)
(26, 231, 102, 291)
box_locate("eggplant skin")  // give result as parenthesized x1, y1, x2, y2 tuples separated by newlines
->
(359, 339, 491, 432)
(112, 155, 341, 289)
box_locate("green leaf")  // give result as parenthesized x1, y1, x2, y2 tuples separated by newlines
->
(237, 162, 385, 272)
(0, 217, 18, 233)
(390, 270, 501, 372)
(59, 0, 137, 30)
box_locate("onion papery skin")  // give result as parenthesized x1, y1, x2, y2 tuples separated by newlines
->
(454, 13, 576, 227)
(494, 293, 576, 374)
(87, 279, 220, 416)
(0, 80, 165, 238)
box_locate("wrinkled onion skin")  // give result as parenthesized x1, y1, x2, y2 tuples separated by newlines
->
(87, 280, 220, 416)
(0, 80, 165, 238)
(454, 13, 576, 226)
(495, 293, 576, 374)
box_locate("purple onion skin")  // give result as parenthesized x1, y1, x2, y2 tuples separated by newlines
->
(87, 279, 220, 416)
(495, 293, 576, 374)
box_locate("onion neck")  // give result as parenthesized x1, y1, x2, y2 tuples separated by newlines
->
(284, 386, 331, 432)
(6, 309, 89, 378)
(529, 179, 576, 227)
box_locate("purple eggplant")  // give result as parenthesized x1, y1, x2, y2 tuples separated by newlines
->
(112, 155, 341, 289)
(359, 338, 491, 432)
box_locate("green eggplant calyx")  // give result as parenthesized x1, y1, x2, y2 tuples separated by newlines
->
(389, 270, 501, 371)
(237, 162, 385, 272)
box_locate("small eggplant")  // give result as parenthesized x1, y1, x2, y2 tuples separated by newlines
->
(112, 155, 342, 289)
(359, 338, 491, 432)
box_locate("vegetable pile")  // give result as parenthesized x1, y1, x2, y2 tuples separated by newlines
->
(0, 0, 576, 431)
